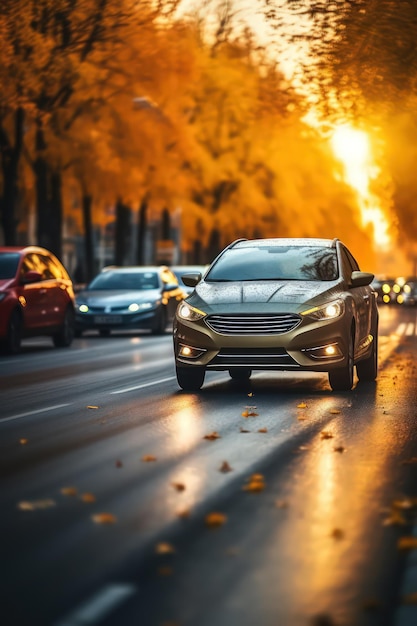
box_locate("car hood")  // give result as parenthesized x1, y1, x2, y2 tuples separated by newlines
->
(76, 289, 161, 305)
(188, 280, 343, 313)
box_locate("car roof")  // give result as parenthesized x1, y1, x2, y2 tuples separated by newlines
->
(0, 245, 53, 254)
(230, 238, 339, 249)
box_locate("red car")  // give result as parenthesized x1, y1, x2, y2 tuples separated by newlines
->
(0, 246, 75, 354)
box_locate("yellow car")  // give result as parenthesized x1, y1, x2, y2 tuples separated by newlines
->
(173, 238, 378, 391)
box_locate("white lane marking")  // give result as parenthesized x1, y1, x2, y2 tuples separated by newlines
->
(396, 323, 407, 335)
(0, 403, 71, 423)
(110, 375, 176, 394)
(406, 323, 415, 336)
(55, 583, 136, 626)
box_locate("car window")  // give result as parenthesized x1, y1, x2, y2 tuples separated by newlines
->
(206, 246, 338, 281)
(88, 271, 159, 290)
(0, 252, 20, 278)
(339, 246, 360, 281)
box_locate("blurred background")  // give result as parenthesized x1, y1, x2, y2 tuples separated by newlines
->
(1, 0, 416, 282)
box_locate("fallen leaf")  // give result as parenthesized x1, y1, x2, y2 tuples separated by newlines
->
(241, 410, 249, 417)
(158, 566, 174, 576)
(80, 493, 96, 503)
(61, 486, 78, 497)
(18, 499, 56, 511)
(402, 592, 417, 605)
(275, 500, 289, 509)
(203, 432, 221, 440)
(171, 482, 186, 491)
(258, 427, 268, 433)
(91, 513, 117, 524)
(297, 415, 307, 421)
(247, 392, 254, 397)
(240, 427, 250, 433)
(297, 402, 307, 409)
(398, 536, 417, 550)
(329, 409, 341, 414)
(115, 460, 123, 468)
(320, 431, 334, 440)
(331, 528, 344, 540)
(19, 438, 28, 445)
(334, 446, 346, 453)
(219, 461, 233, 473)
(393, 497, 417, 510)
(205, 512, 227, 527)
(87, 405, 99, 409)
(156, 542, 176, 554)
(243, 473, 265, 492)
(142, 455, 157, 462)
(382, 511, 407, 526)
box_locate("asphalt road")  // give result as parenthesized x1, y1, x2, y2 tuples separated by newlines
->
(1, 305, 417, 626)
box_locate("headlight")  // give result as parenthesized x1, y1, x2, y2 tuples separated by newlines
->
(78, 304, 89, 313)
(301, 299, 344, 320)
(128, 302, 153, 312)
(177, 301, 206, 321)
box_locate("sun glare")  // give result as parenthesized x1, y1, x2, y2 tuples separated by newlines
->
(331, 125, 390, 248)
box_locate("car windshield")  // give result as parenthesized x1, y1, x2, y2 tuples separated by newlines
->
(205, 246, 338, 282)
(87, 271, 159, 290)
(0, 252, 20, 279)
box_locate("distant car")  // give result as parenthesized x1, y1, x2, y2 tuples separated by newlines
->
(173, 237, 378, 392)
(0, 245, 75, 354)
(170, 265, 207, 295)
(372, 277, 402, 304)
(75, 266, 185, 336)
(402, 279, 417, 306)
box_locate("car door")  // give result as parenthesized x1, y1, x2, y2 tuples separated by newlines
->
(19, 253, 49, 330)
(340, 246, 372, 346)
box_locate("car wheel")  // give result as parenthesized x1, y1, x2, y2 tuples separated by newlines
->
(328, 333, 354, 391)
(229, 368, 252, 381)
(356, 326, 378, 382)
(53, 307, 75, 347)
(4, 309, 22, 354)
(152, 309, 167, 335)
(176, 366, 205, 391)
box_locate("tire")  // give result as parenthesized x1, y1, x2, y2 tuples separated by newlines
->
(152, 309, 167, 335)
(53, 307, 75, 347)
(356, 326, 378, 382)
(229, 368, 252, 381)
(176, 365, 205, 391)
(4, 309, 22, 354)
(328, 333, 354, 391)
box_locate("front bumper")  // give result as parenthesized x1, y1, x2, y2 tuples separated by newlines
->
(174, 315, 351, 372)
(75, 309, 159, 331)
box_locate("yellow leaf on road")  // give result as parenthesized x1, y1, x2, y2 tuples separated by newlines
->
(219, 461, 233, 473)
(171, 482, 186, 491)
(203, 432, 221, 440)
(205, 512, 227, 527)
(61, 487, 78, 496)
(80, 493, 96, 503)
(87, 405, 99, 409)
(91, 513, 117, 524)
(156, 542, 176, 554)
(321, 431, 334, 440)
(297, 402, 307, 409)
(142, 455, 157, 462)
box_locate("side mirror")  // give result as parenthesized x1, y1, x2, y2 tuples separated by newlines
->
(163, 283, 179, 292)
(350, 271, 374, 288)
(22, 270, 43, 284)
(181, 273, 202, 288)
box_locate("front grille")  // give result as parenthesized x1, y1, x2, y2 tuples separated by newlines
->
(210, 347, 298, 367)
(205, 314, 301, 335)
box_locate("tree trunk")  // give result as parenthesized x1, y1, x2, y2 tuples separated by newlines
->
(35, 124, 51, 249)
(81, 193, 94, 282)
(50, 170, 63, 258)
(115, 199, 130, 265)
(136, 194, 149, 265)
(0, 108, 24, 245)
